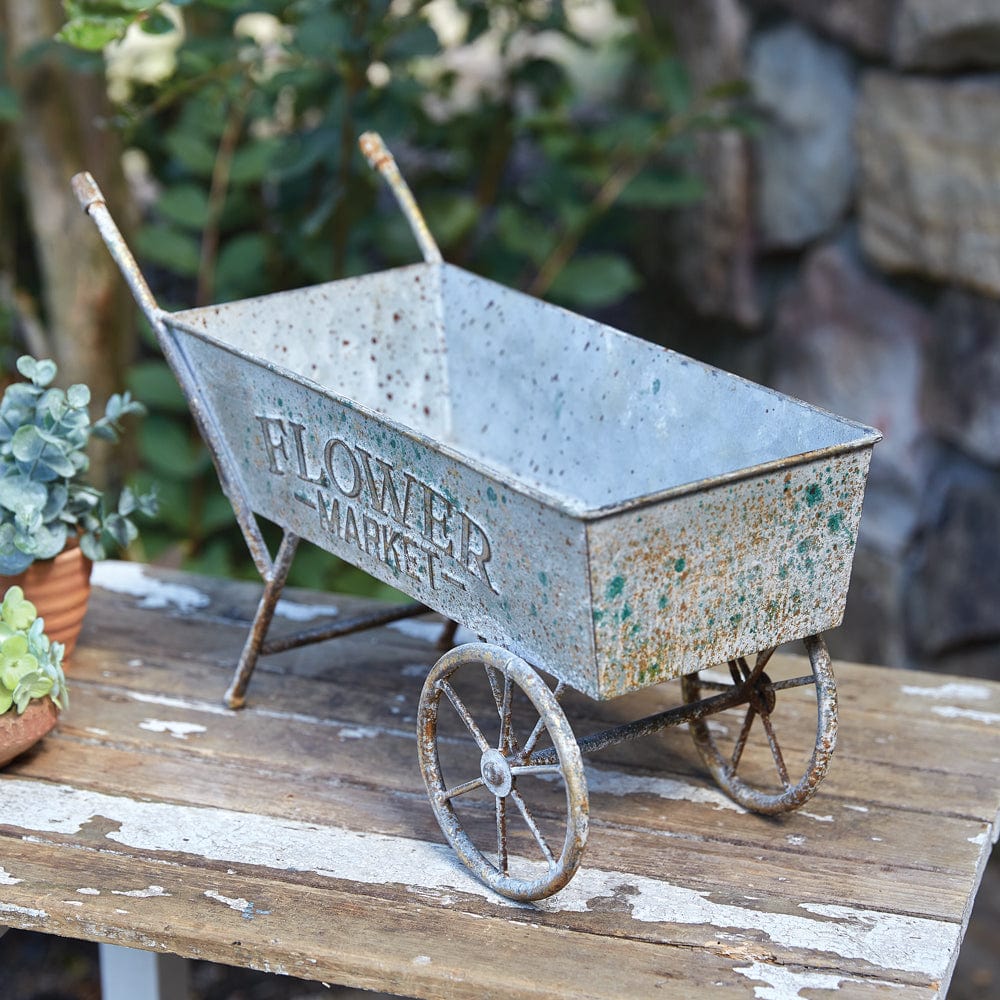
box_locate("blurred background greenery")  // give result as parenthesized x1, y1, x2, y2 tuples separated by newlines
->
(0, 0, 742, 598)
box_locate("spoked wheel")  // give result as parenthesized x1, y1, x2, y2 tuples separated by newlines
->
(417, 643, 588, 901)
(681, 634, 837, 815)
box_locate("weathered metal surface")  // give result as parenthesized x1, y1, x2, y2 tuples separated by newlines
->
(166, 275, 598, 689)
(587, 450, 874, 698)
(164, 260, 877, 699)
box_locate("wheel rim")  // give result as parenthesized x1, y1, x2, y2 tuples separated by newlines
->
(681, 635, 837, 815)
(417, 643, 588, 901)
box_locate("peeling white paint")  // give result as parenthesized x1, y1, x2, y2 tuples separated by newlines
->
(580, 767, 745, 813)
(205, 890, 251, 912)
(844, 805, 869, 813)
(0, 868, 22, 885)
(77, 888, 100, 895)
(129, 691, 235, 717)
(92, 561, 211, 614)
(0, 780, 958, 978)
(388, 621, 476, 645)
(388, 619, 447, 643)
(968, 830, 989, 847)
(786, 834, 806, 846)
(800, 812, 833, 823)
(111, 885, 170, 898)
(274, 599, 339, 622)
(138, 719, 208, 740)
(85, 727, 110, 737)
(902, 682, 992, 702)
(412, 955, 432, 965)
(733, 962, 906, 999)
(0, 902, 47, 920)
(337, 725, 385, 740)
(63, 900, 84, 907)
(932, 705, 1000, 726)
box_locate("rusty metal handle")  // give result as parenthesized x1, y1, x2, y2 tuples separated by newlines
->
(71, 171, 275, 581)
(359, 132, 442, 265)
(72, 172, 165, 325)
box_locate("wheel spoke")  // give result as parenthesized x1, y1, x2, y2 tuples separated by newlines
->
(485, 664, 504, 715)
(757, 707, 791, 788)
(441, 776, 485, 801)
(496, 795, 509, 875)
(499, 662, 514, 754)
(728, 660, 743, 685)
(769, 674, 816, 692)
(730, 705, 756, 772)
(510, 787, 555, 867)
(510, 763, 562, 777)
(519, 680, 565, 761)
(438, 679, 490, 753)
(754, 647, 776, 673)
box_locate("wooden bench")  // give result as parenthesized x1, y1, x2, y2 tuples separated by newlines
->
(1, 562, 998, 999)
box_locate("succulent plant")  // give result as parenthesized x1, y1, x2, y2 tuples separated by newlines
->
(0, 585, 67, 717)
(0, 355, 157, 574)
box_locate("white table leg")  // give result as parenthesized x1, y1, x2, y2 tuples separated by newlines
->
(99, 943, 190, 1000)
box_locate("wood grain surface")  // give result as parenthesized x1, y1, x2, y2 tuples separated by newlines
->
(1, 562, 997, 1000)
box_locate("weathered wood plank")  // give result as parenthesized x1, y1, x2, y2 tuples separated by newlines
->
(1, 566, 997, 1000)
(0, 837, 931, 1000)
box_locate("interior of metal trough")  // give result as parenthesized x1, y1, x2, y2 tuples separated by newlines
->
(172, 262, 875, 513)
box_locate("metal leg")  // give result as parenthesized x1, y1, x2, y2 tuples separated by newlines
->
(436, 619, 459, 651)
(224, 531, 300, 709)
(99, 943, 189, 1000)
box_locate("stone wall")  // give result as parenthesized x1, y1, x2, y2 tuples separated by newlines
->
(660, 0, 1000, 676)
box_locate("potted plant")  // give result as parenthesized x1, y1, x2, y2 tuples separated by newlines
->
(0, 355, 156, 655)
(0, 584, 68, 767)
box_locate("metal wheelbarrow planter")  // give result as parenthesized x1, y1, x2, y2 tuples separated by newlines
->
(73, 139, 879, 902)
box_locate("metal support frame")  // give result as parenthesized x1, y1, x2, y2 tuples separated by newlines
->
(73, 172, 448, 708)
(528, 649, 820, 767)
(98, 943, 190, 1000)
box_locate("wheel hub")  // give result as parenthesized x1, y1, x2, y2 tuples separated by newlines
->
(480, 748, 513, 797)
(751, 671, 777, 713)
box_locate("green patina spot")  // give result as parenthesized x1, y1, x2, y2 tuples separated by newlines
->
(798, 538, 811, 554)
(501, 493, 507, 504)
(486, 486, 498, 503)
(778, 565, 789, 580)
(828, 512, 844, 532)
(805, 483, 823, 506)
(658, 595, 669, 610)
(538, 571, 548, 586)
(674, 557, 686, 573)
(730, 613, 743, 627)
(631, 622, 641, 637)
(530, 603, 538, 617)
(652, 378, 661, 395)
(621, 603, 632, 621)
(738, 594, 746, 603)
(593, 609, 605, 623)
(606, 576, 625, 600)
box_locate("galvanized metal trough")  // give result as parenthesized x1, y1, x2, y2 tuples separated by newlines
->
(73, 140, 879, 902)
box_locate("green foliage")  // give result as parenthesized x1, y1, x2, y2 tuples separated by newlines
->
(0, 586, 68, 717)
(58, 0, 746, 593)
(0, 356, 158, 573)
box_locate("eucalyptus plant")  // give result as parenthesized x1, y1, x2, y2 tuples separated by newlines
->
(0, 585, 67, 717)
(0, 355, 157, 574)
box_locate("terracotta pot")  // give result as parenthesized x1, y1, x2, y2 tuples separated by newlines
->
(0, 698, 59, 768)
(2, 542, 93, 658)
